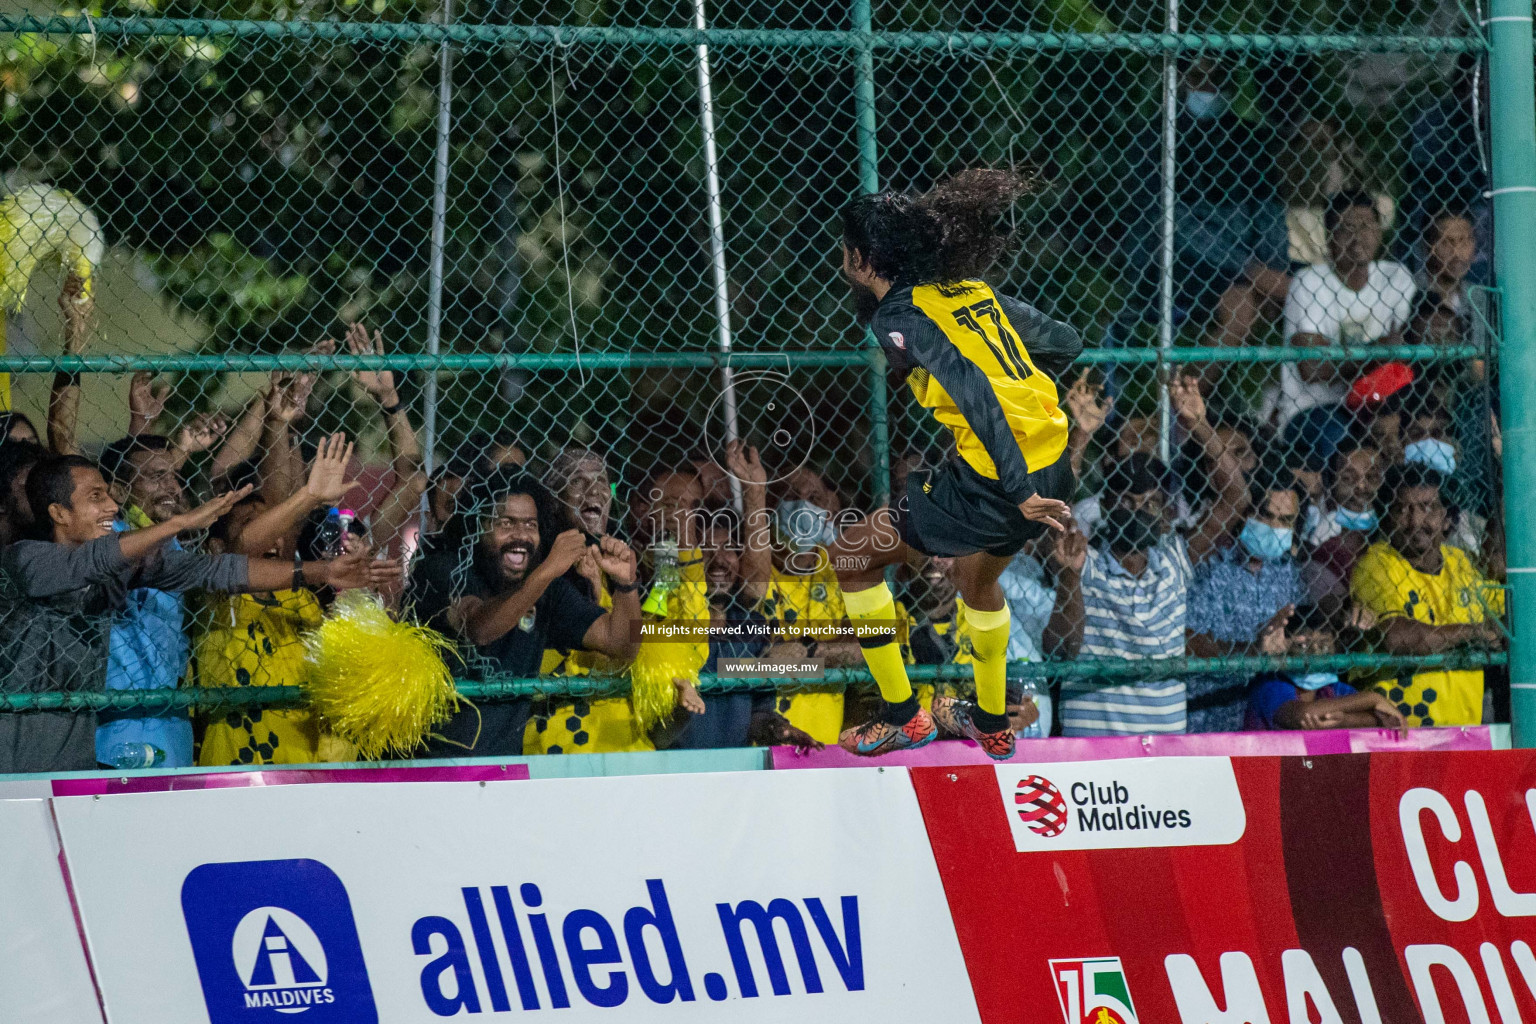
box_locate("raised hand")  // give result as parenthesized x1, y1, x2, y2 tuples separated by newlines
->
(130, 372, 171, 427)
(1064, 370, 1111, 435)
(345, 322, 398, 406)
(1257, 603, 1295, 656)
(1168, 373, 1207, 426)
(304, 433, 359, 505)
(178, 484, 255, 531)
(724, 439, 766, 487)
(175, 411, 230, 456)
(1050, 527, 1087, 574)
(592, 534, 638, 586)
(58, 273, 93, 354)
(267, 371, 315, 424)
(1018, 494, 1072, 533)
(545, 529, 590, 576)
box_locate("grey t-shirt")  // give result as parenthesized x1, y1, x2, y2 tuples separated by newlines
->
(0, 534, 250, 773)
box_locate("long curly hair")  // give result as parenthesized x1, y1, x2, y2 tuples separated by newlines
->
(840, 168, 1033, 285)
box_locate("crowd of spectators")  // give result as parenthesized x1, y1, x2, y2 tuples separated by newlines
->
(0, 52, 1506, 771)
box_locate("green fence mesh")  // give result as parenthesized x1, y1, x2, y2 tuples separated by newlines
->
(0, 0, 1510, 761)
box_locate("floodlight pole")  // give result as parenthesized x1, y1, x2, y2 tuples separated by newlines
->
(695, 0, 744, 513)
(1156, 0, 1178, 466)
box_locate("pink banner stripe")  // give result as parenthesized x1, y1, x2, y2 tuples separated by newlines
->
(769, 726, 1493, 770)
(50, 762, 530, 796)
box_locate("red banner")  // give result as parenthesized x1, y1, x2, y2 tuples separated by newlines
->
(912, 751, 1536, 1024)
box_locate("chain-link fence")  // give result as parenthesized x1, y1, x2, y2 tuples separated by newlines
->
(0, 0, 1512, 763)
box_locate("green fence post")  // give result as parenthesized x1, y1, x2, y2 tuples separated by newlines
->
(1489, 0, 1536, 746)
(852, 0, 889, 506)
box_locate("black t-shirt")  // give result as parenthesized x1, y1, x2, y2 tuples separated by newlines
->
(406, 549, 607, 755)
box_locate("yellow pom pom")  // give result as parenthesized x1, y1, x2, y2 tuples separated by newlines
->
(629, 639, 705, 732)
(303, 591, 460, 760)
(0, 185, 104, 309)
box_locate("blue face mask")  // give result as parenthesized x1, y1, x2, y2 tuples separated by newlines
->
(1404, 438, 1457, 477)
(1335, 506, 1379, 532)
(1293, 671, 1339, 691)
(1185, 90, 1225, 120)
(1238, 518, 1293, 562)
(775, 499, 835, 554)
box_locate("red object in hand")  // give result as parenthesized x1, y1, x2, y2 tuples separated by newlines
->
(1346, 361, 1415, 411)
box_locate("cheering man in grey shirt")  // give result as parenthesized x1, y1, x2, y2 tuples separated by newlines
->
(0, 454, 400, 772)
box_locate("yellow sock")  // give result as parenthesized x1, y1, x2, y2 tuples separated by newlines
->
(964, 603, 1011, 716)
(843, 583, 912, 705)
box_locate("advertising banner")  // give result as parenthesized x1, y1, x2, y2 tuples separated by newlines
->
(912, 750, 1536, 1024)
(772, 726, 1495, 770)
(0, 799, 104, 1024)
(52, 770, 980, 1024)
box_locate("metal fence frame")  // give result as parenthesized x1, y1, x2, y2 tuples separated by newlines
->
(0, 6, 1530, 742)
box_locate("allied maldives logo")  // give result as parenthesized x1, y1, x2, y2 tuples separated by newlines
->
(1014, 774, 1069, 837)
(181, 859, 378, 1023)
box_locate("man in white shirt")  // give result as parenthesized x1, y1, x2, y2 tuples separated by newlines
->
(1274, 190, 1415, 430)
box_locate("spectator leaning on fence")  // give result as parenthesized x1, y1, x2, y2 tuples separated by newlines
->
(95, 433, 202, 768)
(1244, 603, 1407, 735)
(0, 455, 396, 773)
(1350, 463, 1505, 728)
(408, 469, 641, 757)
(1275, 189, 1416, 430)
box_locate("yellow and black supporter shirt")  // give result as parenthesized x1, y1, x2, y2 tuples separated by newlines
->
(872, 280, 1082, 501)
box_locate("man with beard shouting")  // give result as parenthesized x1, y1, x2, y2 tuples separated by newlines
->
(833, 169, 1082, 759)
(408, 469, 641, 756)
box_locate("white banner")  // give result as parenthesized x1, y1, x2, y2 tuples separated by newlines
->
(0, 799, 104, 1024)
(52, 769, 980, 1024)
(995, 757, 1247, 852)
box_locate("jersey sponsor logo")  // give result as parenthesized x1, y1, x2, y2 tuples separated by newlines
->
(887, 330, 906, 349)
(181, 858, 377, 1023)
(995, 758, 1246, 851)
(1052, 957, 1138, 1024)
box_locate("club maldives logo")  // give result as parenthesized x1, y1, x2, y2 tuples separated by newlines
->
(1051, 957, 1138, 1024)
(1014, 774, 1069, 837)
(181, 859, 378, 1023)
(995, 758, 1247, 852)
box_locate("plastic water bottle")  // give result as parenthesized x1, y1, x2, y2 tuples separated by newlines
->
(316, 507, 356, 559)
(643, 534, 680, 616)
(107, 743, 166, 769)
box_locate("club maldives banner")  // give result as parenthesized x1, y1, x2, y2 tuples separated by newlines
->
(914, 751, 1536, 1024)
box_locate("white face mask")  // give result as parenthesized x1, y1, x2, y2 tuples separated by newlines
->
(1404, 438, 1458, 477)
(1185, 90, 1225, 120)
(775, 499, 835, 554)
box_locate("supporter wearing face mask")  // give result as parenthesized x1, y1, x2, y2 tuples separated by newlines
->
(1304, 439, 1387, 608)
(1050, 480, 1195, 737)
(1185, 464, 1308, 733)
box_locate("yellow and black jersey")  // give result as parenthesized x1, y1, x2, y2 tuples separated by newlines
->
(873, 280, 1082, 503)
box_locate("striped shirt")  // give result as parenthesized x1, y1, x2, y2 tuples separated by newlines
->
(1060, 535, 1192, 736)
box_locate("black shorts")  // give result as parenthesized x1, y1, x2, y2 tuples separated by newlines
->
(891, 455, 1074, 558)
